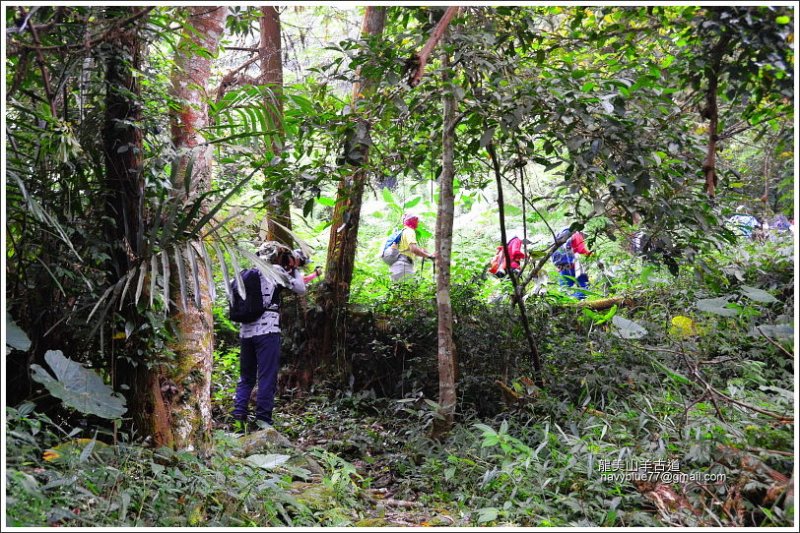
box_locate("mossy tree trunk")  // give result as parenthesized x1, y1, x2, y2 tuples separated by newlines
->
(155, 6, 228, 453)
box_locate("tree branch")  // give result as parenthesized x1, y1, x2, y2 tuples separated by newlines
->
(14, 7, 154, 53)
(635, 343, 794, 423)
(214, 55, 262, 104)
(718, 112, 791, 141)
(407, 6, 460, 88)
(755, 326, 793, 358)
(487, 142, 542, 384)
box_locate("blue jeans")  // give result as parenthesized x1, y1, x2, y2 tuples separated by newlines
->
(232, 333, 281, 424)
(558, 265, 589, 300)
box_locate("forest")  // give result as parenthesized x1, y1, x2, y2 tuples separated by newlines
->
(3, 4, 797, 528)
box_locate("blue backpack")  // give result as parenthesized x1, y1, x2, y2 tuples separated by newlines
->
(551, 247, 574, 267)
(381, 229, 404, 265)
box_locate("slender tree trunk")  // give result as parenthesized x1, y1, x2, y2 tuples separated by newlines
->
(161, 6, 227, 453)
(432, 44, 457, 438)
(702, 35, 730, 198)
(487, 143, 543, 386)
(260, 6, 292, 246)
(308, 7, 386, 385)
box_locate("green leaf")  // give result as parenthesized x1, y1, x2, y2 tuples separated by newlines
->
(473, 423, 496, 435)
(651, 359, 693, 386)
(504, 205, 522, 216)
(477, 507, 499, 523)
(246, 454, 291, 470)
(776, 15, 790, 24)
(403, 196, 422, 209)
(30, 350, 127, 419)
(289, 94, 315, 113)
(316, 196, 336, 207)
(696, 296, 738, 317)
(739, 285, 778, 304)
(611, 316, 647, 339)
(6, 314, 32, 354)
(381, 187, 397, 206)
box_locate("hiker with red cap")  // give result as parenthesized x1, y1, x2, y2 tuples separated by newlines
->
(387, 213, 437, 282)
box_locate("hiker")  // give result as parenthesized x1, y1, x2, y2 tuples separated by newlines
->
(231, 242, 307, 430)
(771, 214, 791, 234)
(293, 248, 323, 283)
(387, 213, 437, 282)
(489, 235, 527, 278)
(728, 207, 759, 239)
(551, 228, 593, 300)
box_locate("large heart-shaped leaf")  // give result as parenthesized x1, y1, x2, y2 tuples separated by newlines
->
(6, 314, 31, 354)
(611, 316, 648, 339)
(696, 296, 738, 317)
(30, 350, 127, 419)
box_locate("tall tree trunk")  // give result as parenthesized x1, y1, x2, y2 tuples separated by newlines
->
(102, 6, 152, 441)
(307, 7, 386, 385)
(702, 34, 730, 198)
(432, 43, 457, 438)
(260, 6, 292, 246)
(160, 5, 227, 453)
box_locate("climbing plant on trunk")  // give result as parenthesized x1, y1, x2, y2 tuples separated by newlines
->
(311, 6, 387, 382)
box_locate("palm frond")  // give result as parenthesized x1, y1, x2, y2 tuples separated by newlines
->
(161, 250, 171, 313)
(226, 243, 246, 300)
(212, 240, 231, 303)
(135, 261, 147, 305)
(8, 172, 83, 262)
(187, 241, 202, 309)
(149, 254, 159, 308)
(199, 240, 217, 302)
(174, 246, 189, 311)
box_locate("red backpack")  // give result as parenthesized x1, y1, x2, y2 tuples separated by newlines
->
(488, 237, 522, 277)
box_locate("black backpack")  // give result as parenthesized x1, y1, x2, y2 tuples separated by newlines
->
(228, 268, 281, 323)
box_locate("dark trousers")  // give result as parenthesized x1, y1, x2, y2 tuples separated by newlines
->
(232, 333, 281, 424)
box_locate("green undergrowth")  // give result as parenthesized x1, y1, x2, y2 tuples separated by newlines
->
(6, 236, 794, 527)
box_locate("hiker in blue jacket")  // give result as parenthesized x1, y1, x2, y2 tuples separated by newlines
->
(231, 242, 306, 430)
(551, 228, 593, 300)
